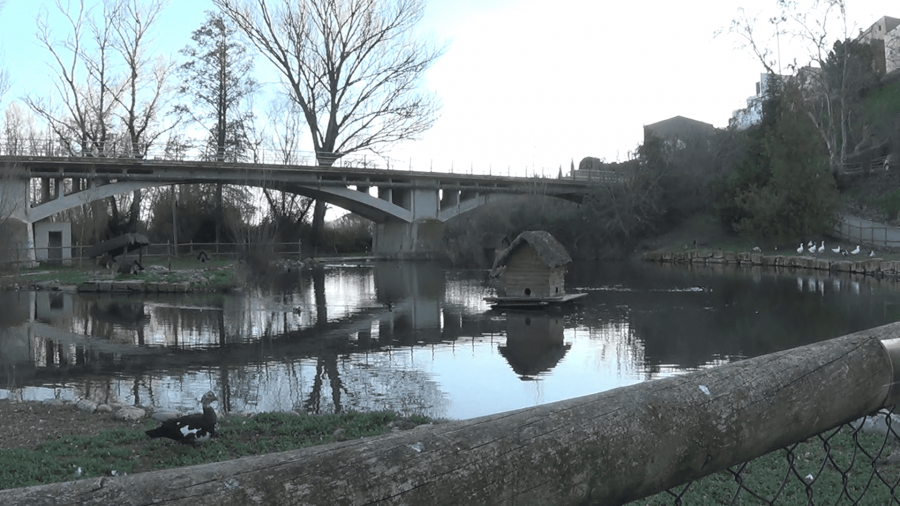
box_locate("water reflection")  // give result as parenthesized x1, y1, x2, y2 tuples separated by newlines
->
(1, 260, 900, 419)
(499, 312, 570, 380)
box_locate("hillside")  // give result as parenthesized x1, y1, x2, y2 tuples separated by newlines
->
(639, 166, 900, 255)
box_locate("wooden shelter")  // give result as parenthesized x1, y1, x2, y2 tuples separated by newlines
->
(485, 231, 585, 308)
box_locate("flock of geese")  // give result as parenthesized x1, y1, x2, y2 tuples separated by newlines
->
(795, 240, 873, 257)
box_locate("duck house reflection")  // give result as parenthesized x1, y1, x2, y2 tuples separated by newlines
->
(499, 312, 571, 380)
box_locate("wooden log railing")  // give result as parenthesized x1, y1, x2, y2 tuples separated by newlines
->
(3, 323, 900, 505)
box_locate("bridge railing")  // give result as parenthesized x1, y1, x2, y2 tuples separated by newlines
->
(0, 138, 576, 179)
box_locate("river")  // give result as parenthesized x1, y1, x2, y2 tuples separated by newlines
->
(1, 260, 898, 420)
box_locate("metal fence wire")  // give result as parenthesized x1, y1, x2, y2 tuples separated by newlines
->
(634, 407, 900, 505)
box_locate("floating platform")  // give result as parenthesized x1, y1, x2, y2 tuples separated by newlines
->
(484, 292, 587, 309)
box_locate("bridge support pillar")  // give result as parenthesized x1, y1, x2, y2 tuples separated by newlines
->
(373, 219, 446, 260)
(0, 177, 36, 266)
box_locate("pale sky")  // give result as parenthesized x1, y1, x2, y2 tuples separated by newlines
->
(1, 0, 897, 176)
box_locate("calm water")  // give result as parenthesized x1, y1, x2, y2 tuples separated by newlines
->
(1, 260, 899, 420)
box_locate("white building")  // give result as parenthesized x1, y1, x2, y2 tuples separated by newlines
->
(730, 73, 780, 131)
(855, 16, 900, 75)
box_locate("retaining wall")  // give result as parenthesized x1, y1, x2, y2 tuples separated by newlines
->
(643, 249, 898, 277)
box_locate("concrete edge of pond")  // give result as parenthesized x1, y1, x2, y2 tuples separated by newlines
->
(644, 249, 900, 277)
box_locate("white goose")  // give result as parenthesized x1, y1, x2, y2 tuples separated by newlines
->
(831, 245, 842, 254)
(796, 242, 804, 254)
(870, 250, 876, 257)
(808, 243, 816, 254)
(851, 245, 861, 255)
(817, 241, 824, 253)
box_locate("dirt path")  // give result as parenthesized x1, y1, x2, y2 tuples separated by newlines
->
(0, 400, 143, 451)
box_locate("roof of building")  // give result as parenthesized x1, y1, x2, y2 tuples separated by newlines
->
(644, 115, 716, 137)
(492, 231, 573, 271)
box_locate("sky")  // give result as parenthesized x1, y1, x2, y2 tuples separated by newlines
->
(0, 0, 897, 177)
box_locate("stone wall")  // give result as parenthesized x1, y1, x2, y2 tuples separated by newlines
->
(643, 249, 900, 277)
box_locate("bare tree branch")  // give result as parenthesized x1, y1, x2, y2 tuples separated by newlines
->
(215, 0, 443, 165)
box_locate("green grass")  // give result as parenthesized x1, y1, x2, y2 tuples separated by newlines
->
(632, 426, 900, 505)
(878, 189, 900, 221)
(0, 411, 415, 491)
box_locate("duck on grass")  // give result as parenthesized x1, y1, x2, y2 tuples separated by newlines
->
(145, 391, 218, 446)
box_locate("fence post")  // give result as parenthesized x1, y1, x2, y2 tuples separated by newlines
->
(167, 240, 171, 271)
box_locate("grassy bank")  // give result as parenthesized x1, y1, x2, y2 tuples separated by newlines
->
(3, 408, 894, 502)
(0, 258, 237, 290)
(0, 410, 428, 491)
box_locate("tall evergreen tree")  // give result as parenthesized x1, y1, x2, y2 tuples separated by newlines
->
(177, 10, 258, 162)
(177, 10, 258, 245)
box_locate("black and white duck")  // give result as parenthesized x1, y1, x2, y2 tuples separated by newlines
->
(146, 391, 219, 445)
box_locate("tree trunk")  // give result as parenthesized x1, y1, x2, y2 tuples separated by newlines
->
(1, 325, 896, 505)
(215, 183, 223, 245)
(311, 199, 326, 256)
(127, 189, 141, 232)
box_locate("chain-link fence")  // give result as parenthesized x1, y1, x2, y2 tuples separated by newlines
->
(635, 407, 900, 505)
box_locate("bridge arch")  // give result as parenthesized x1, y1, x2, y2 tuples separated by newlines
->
(6, 156, 601, 258)
(29, 180, 417, 224)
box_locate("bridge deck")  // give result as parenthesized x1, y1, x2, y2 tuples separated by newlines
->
(5, 156, 600, 193)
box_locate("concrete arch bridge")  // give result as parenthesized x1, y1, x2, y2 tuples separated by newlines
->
(0, 156, 611, 261)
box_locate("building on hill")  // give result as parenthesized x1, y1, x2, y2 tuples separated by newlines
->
(730, 73, 786, 131)
(855, 16, 900, 75)
(643, 116, 717, 150)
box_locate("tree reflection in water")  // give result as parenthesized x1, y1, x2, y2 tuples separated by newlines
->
(4, 261, 900, 420)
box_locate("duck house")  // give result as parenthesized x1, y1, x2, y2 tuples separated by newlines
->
(485, 231, 586, 308)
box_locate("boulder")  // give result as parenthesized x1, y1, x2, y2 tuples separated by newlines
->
(114, 407, 146, 422)
(75, 399, 97, 413)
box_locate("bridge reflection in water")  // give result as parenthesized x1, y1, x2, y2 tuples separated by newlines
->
(0, 262, 635, 420)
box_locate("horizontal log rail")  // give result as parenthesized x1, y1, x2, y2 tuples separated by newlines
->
(2, 323, 900, 505)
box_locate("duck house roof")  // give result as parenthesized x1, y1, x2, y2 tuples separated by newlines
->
(492, 231, 573, 270)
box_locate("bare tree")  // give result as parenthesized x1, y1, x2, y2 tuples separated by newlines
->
(110, 0, 176, 159)
(215, 0, 443, 252)
(266, 95, 305, 165)
(26, 0, 125, 156)
(108, 0, 176, 232)
(256, 95, 314, 244)
(26, 0, 176, 236)
(723, 0, 877, 168)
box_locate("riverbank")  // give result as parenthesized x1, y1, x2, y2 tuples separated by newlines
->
(642, 248, 900, 279)
(0, 257, 239, 292)
(0, 255, 381, 293)
(0, 396, 431, 491)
